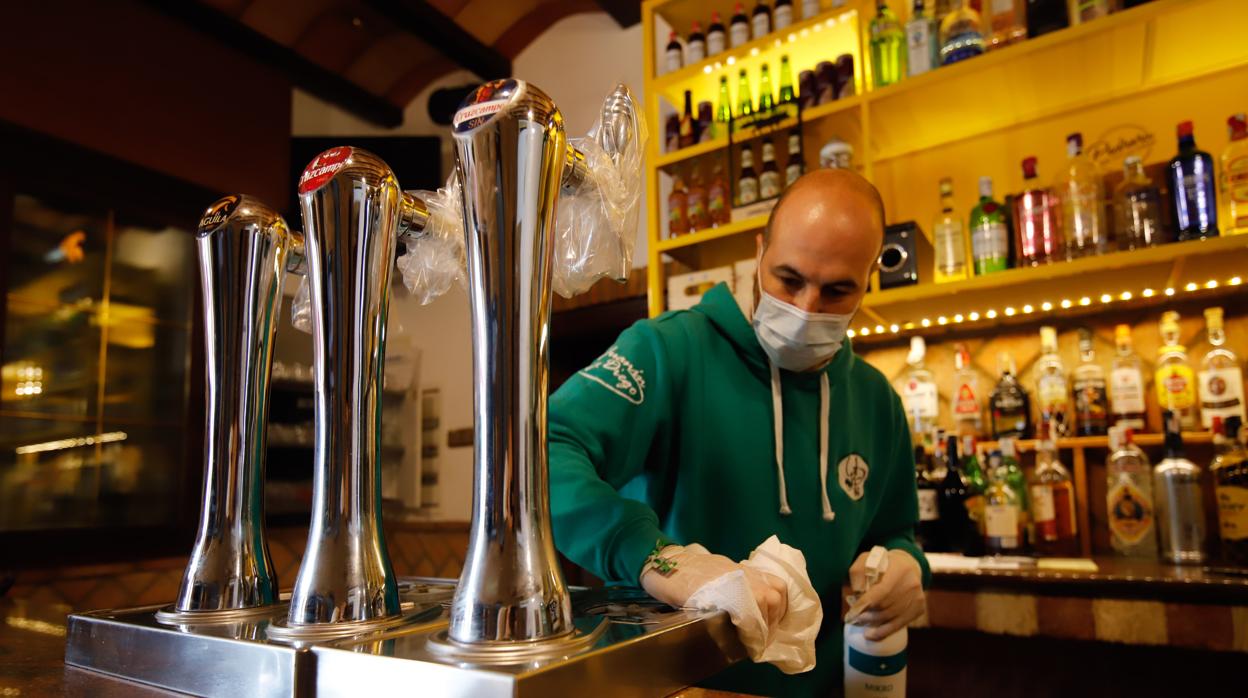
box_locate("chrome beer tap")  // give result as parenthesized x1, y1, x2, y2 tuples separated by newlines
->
(172, 195, 297, 615)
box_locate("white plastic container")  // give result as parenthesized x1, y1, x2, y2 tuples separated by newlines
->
(844, 546, 907, 698)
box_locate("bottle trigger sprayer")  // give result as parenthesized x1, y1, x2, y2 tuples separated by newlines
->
(844, 546, 907, 698)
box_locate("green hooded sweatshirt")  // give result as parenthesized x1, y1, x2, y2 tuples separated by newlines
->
(548, 282, 930, 697)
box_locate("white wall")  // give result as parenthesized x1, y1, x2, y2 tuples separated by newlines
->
(289, 10, 645, 522)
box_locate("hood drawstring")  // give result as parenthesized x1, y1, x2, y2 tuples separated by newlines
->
(768, 364, 835, 521)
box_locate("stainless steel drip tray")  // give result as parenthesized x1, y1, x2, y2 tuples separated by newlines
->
(63, 579, 461, 698)
(312, 588, 746, 698)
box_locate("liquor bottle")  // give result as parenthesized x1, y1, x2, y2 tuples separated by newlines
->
(738, 147, 760, 206)
(969, 176, 1010, 274)
(697, 101, 714, 143)
(1030, 421, 1079, 556)
(1014, 156, 1063, 266)
(760, 139, 782, 199)
(687, 21, 707, 63)
(803, 0, 822, 20)
(1199, 307, 1246, 427)
(687, 162, 710, 232)
(774, 0, 794, 29)
(843, 546, 908, 698)
(737, 69, 755, 117)
(707, 11, 727, 56)
(952, 344, 983, 436)
(870, 2, 907, 89)
(1109, 324, 1147, 431)
(1071, 0, 1111, 24)
(962, 434, 987, 530)
(1212, 416, 1248, 565)
(901, 337, 940, 440)
(1035, 326, 1071, 436)
(1055, 133, 1107, 258)
(1106, 426, 1157, 558)
(939, 435, 979, 554)
(752, 0, 772, 39)
(916, 445, 943, 550)
(1113, 155, 1166, 250)
(731, 2, 751, 48)
(665, 31, 683, 74)
(1166, 121, 1219, 240)
(679, 90, 696, 149)
(758, 63, 776, 112)
(668, 170, 689, 236)
(999, 437, 1031, 546)
(708, 157, 730, 225)
(1154, 410, 1207, 564)
(984, 451, 1025, 555)
(1156, 311, 1199, 429)
(1221, 113, 1248, 235)
(778, 55, 796, 103)
(933, 178, 969, 283)
(939, 0, 986, 66)
(905, 0, 939, 77)
(1025, 0, 1068, 38)
(665, 114, 680, 153)
(716, 75, 733, 128)
(785, 131, 803, 187)
(1073, 327, 1109, 437)
(991, 352, 1032, 439)
(986, 0, 1027, 49)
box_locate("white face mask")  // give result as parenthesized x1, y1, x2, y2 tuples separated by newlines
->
(751, 269, 855, 372)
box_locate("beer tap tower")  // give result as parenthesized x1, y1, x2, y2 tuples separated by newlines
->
(65, 80, 743, 697)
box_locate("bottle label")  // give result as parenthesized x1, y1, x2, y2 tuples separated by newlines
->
(1038, 375, 1069, 412)
(752, 13, 770, 40)
(707, 31, 725, 55)
(687, 40, 706, 63)
(666, 48, 682, 74)
(954, 383, 979, 416)
(918, 489, 939, 521)
(1031, 484, 1056, 525)
(845, 645, 907, 682)
(1216, 485, 1248, 541)
(1110, 367, 1146, 414)
(1198, 367, 1246, 426)
(731, 23, 750, 47)
(934, 222, 967, 271)
(985, 503, 1019, 545)
(760, 171, 782, 199)
(786, 163, 802, 187)
(668, 196, 688, 233)
(1108, 478, 1154, 545)
(774, 5, 792, 29)
(1228, 153, 1248, 227)
(686, 192, 707, 229)
(1156, 364, 1196, 411)
(902, 380, 939, 419)
(992, 0, 1014, 12)
(1073, 377, 1108, 428)
(739, 178, 759, 205)
(708, 183, 727, 221)
(906, 22, 932, 76)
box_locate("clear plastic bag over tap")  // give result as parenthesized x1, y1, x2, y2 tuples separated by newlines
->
(291, 273, 313, 333)
(394, 176, 467, 305)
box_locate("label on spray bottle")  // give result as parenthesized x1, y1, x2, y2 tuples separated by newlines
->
(845, 546, 907, 698)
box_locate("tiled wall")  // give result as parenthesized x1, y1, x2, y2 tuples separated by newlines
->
(4, 522, 469, 610)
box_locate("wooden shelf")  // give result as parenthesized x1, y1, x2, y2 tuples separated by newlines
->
(963, 431, 1213, 453)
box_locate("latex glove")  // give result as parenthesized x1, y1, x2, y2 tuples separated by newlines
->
(640, 543, 788, 631)
(843, 548, 926, 641)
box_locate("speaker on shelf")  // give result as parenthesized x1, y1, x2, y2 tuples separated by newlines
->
(878, 221, 933, 290)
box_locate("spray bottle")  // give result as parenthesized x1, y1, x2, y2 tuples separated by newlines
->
(844, 546, 907, 697)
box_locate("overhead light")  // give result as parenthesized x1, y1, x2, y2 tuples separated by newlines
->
(968, 311, 980, 321)
(921, 318, 932, 327)
(1142, 288, 1155, 297)
(1100, 293, 1113, 303)
(1022, 305, 1034, 314)
(1206, 279, 1219, 289)
(890, 324, 900, 333)
(1060, 299, 1073, 309)
(1004, 307, 1016, 316)
(1079, 297, 1092, 306)
(1119, 291, 1133, 301)
(985, 309, 998, 319)
(1041, 301, 1053, 312)
(1164, 287, 1175, 296)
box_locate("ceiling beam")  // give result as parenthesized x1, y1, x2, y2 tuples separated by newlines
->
(594, 0, 640, 27)
(146, 1, 404, 128)
(363, 0, 511, 81)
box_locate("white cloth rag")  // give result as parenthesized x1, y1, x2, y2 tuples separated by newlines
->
(685, 535, 823, 674)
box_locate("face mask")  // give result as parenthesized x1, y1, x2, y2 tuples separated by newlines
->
(751, 270, 855, 372)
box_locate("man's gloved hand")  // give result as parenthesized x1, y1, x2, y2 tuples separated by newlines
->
(843, 549, 926, 641)
(639, 543, 789, 630)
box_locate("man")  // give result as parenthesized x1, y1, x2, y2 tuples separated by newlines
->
(548, 169, 929, 696)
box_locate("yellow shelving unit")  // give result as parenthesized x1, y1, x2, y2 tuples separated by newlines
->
(642, 0, 1248, 321)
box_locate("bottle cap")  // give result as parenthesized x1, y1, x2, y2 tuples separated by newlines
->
(1204, 306, 1224, 331)
(978, 176, 993, 198)
(1177, 121, 1194, 138)
(1123, 155, 1142, 169)
(1229, 114, 1247, 140)
(781, 54, 790, 63)
(1066, 133, 1083, 157)
(669, 30, 679, 41)
(954, 343, 969, 370)
(939, 177, 953, 198)
(908, 336, 926, 364)
(736, 2, 745, 12)
(865, 545, 889, 586)
(1212, 415, 1225, 438)
(1021, 156, 1038, 180)
(1108, 425, 1123, 451)
(1040, 325, 1057, 349)
(1077, 327, 1094, 351)
(692, 20, 702, 32)
(712, 10, 722, 22)
(1115, 324, 1131, 343)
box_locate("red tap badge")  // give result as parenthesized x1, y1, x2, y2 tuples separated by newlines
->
(299, 146, 353, 195)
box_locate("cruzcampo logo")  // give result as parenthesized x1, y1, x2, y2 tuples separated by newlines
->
(579, 345, 645, 405)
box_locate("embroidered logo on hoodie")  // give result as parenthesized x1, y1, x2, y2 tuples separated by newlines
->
(578, 345, 646, 405)
(838, 454, 869, 501)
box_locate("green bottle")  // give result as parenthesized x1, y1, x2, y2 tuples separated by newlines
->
(869, 1, 906, 88)
(758, 63, 775, 112)
(1000, 437, 1031, 536)
(737, 68, 754, 117)
(968, 175, 1010, 275)
(716, 75, 733, 125)
(778, 55, 795, 103)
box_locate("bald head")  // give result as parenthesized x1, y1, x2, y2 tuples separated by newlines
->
(754, 169, 885, 316)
